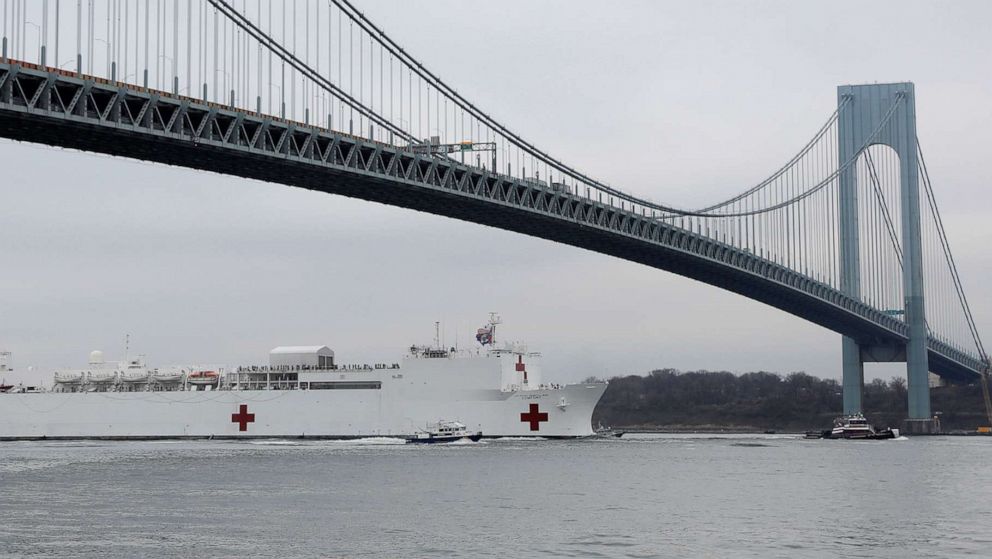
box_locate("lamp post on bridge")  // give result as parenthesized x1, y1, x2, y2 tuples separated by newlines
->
(23, 21, 41, 66)
(93, 38, 113, 80)
(158, 54, 177, 95)
(269, 82, 284, 119)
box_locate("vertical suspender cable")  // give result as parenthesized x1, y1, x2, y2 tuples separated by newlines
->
(143, 0, 148, 86)
(213, 3, 218, 102)
(55, 0, 60, 68)
(171, 0, 177, 92)
(185, 0, 190, 95)
(87, 0, 92, 75)
(42, 0, 48, 66)
(2, 0, 7, 60)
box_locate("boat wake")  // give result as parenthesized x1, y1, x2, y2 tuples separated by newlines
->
(337, 437, 408, 445)
(447, 437, 485, 446)
(243, 437, 409, 446)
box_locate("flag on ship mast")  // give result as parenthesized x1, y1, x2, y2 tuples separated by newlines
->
(476, 325, 494, 346)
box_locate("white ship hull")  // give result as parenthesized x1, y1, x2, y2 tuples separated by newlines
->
(0, 342, 606, 440)
(0, 383, 604, 440)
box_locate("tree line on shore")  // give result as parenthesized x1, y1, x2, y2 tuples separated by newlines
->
(590, 368, 989, 432)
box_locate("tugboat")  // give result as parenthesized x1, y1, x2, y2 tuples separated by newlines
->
(406, 420, 482, 444)
(805, 414, 900, 440)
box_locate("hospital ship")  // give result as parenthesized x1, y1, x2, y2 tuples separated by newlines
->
(0, 317, 606, 440)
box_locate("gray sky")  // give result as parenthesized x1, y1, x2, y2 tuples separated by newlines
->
(2, 0, 991, 384)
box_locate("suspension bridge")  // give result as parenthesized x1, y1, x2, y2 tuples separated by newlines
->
(0, 1, 987, 430)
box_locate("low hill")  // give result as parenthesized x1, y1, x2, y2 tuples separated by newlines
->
(590, 369, 987, 432)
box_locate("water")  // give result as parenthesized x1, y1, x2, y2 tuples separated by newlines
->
(2, 434, 991, 558)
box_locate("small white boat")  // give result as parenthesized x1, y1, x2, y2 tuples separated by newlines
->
(593, 425, 625, 438)
(407, 420, 482, 444)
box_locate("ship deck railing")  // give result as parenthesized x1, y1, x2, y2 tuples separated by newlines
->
(236, 363, 399, 373)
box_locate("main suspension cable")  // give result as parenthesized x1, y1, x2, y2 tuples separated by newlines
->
(697, 100, 849, 213)
(207, 0, 412, 142)
(655, 95, 905, 220)
(918, 141, 987, 361)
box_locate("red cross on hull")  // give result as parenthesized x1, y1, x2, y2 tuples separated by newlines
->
(520, 403, 549, 431)
(231, 404, 256, 432)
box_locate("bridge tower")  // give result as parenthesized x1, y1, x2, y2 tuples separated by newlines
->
(838, 82, 932, 426)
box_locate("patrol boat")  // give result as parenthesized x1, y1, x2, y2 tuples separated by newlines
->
(406, 420, 483, 444)
(0, 316, 606, 440)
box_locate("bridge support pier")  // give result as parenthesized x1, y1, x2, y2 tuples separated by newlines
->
(842, 338, 864, 415)
(838, 82, 932, 421)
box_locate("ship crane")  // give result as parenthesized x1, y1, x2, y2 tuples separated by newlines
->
(408, 136, 497, 171)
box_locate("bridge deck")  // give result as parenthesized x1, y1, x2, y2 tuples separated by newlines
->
(0, 60, 983, 381)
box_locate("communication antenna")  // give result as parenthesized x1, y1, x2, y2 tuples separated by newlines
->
(124, 334, 130, 362)
(0, 351, 10, 372)
(434, 321, 440, 350)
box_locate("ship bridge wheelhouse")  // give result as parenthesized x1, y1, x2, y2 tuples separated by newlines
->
(269, 346, 335, 369)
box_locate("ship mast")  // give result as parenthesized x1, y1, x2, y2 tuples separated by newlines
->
(488, 312, 502, 346)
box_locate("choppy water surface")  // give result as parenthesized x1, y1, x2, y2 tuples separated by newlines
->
(2, 434, 991, 558)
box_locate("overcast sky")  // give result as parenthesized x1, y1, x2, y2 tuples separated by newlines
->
(2, 0, 991, 385)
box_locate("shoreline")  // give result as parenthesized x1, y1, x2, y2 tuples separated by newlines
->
(615, 426, 992, 436)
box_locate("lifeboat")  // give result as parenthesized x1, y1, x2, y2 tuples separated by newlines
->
(151, 370, 184, 383)
(54, 371, 85, 384)
(187, 370, 220, 385)
(88, 371, 118, 384)
(121, 371, 150, 383)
